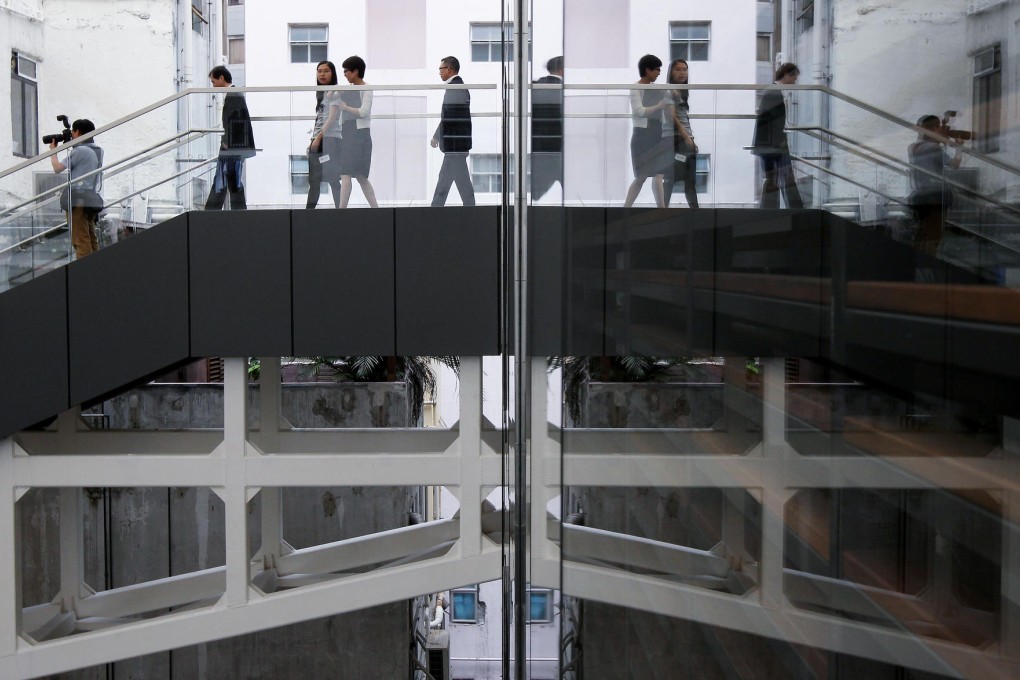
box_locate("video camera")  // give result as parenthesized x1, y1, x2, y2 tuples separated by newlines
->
(41, 115, 72, 145)
(940, 110, 972, 142)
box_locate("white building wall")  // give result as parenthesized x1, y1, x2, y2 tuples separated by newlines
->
(787, 0, 970, 206)
(1, 1, 219, 215)
(966, 0, 1020, 201)
(241, 0, 760, 208)
(0, 2, 43, 202)
(448, 579, 561, 680)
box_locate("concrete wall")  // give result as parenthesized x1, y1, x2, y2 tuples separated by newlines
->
(93, 381, 411, 429)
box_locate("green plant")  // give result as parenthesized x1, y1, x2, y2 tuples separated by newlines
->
(549, 356, 691, 425)
(302, 356, 459, 424)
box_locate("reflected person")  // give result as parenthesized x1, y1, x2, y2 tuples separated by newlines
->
(337, 56, 379, 208)
(531, 56, 564, 201)
(623, 54, 670, 208)
(663, 59, 699, 208)
(205, 66, 255, 210)
(751, 62, 803, 209)
(430, 56, 475, 207)
(908, 114, 963, 256)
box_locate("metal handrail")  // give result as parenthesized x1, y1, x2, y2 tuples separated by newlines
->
(0, 160, 217, 258)
(4, 82, 1016, 181)
(0, 128, 219, 227)
(790, 126, 910, 176)
(563, 82, 1020, 176)
(0, 83, 497, 182)
(792, 155, 909, 208)
(790, 126, 1020, 219)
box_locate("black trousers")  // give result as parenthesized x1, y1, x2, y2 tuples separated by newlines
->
(759, 152, 803, 209)
(431, 153, 475, 207)
(205, 158, 247, 210)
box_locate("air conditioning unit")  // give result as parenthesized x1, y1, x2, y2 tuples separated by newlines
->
(426, 629, 450, 680)
(968, 0, 1007, 15)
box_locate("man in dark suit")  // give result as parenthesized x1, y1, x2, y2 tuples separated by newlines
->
(751, 62, 803, 209)
(206, 65, 255, 210)
(531, 56, 564, 201)
(430, 56, 475, 207)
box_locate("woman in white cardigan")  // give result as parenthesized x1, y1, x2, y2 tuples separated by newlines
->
(623, 54, 671, 208)
(336, 55, 379, 208)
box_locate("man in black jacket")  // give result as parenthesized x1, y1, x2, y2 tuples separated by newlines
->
(531, 56, 564, 201)
(430, 56, 475, 207)
(751, 62, 803, 209)
(206, 66, 255, 210)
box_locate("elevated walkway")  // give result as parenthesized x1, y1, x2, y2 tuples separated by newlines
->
(4, 206, 1020, 437)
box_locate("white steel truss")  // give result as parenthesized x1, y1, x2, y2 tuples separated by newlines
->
(1, 357, 1018, 678)
(0, 357, 502, 678)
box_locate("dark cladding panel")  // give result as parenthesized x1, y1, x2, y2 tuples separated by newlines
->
(190, 210, 292, 356)
(603, 208, 716, 356)
(293, 209, 395, 355)
(395, 207, 499, 356)
(529, 207, 566, 356)
(565, 207, 606, 356)
(0, 271, 68, 436)
(68, 217, 192, 405)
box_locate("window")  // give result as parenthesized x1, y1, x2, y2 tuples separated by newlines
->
(451, 586, 478, 623)
(797, 1, 815, 30)
(289, 155, 327, 194)
(191, 1, 207, 33)
(973, 45, 1001, 153)
(471, 154, 528, 193)
(11, 52, 38, 158)
(527, 589, 553, 623)
(671, 154, 711, 194)
(756, 33, 773, 62)
(290, 25, 328, 63)
(470, 23, 530, 62)
(695, 154, 711, 193)
(228, 37, 245, 64)
(670, 22, 710, 62)
(471, 154, 504, 193)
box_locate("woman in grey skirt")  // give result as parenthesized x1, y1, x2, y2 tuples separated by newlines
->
(336, 55, 379, 208)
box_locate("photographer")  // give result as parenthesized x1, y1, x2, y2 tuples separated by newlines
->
(49, 119, 104, 259)
(908, 115, 963, 256)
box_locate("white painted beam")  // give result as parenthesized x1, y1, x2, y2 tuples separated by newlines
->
(0, 550, 502, 678)
(563, 561, 1018, 680)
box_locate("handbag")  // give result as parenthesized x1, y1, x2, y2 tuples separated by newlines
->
(58, 185, 103, 213)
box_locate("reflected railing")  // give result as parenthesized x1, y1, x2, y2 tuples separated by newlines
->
(1, 82, 1017, 291)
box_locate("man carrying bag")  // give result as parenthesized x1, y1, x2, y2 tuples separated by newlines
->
(51, 118, 104, 259)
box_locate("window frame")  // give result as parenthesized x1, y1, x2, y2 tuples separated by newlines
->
(756, 33, 773, 63)
(289, 154, 325, 194)
(972, 44, 1001, 154)
(526, 589, 554, 624)
(469, 22, 531, 63)
(669, 22, 711, 62)
(11, 51, 38, 159)
(451, 585, 479, 623)
(694, 153, 711, 194)
(470, 153, 505, 193)
(289, 24, 329, 64)
(669, 153, 711, 195)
